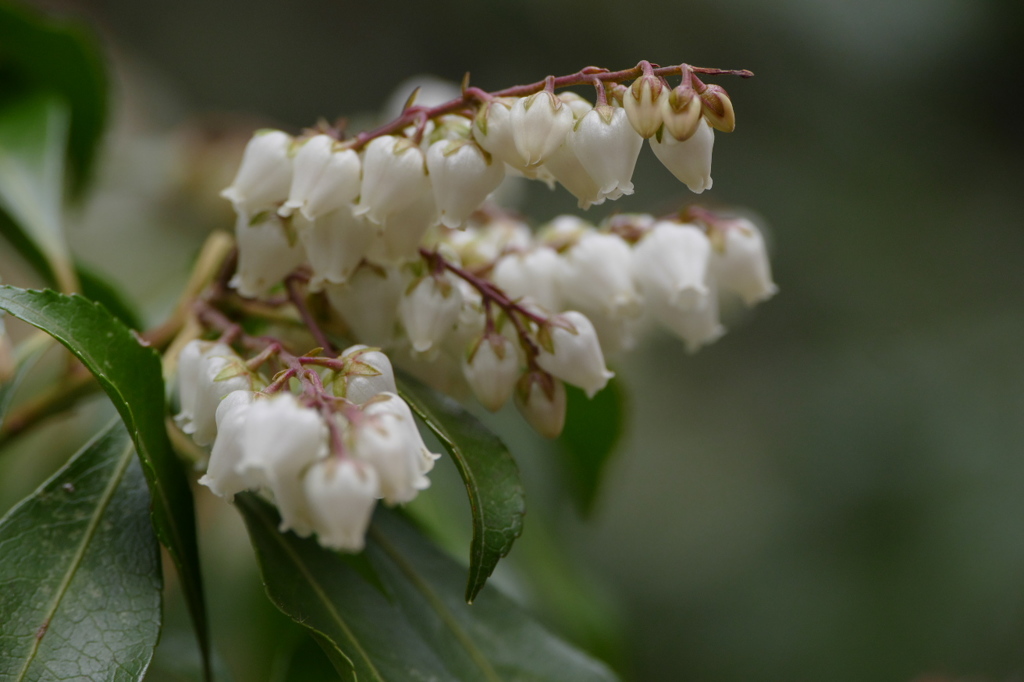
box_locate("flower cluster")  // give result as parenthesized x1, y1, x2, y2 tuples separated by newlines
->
(177, 337, 438, 551)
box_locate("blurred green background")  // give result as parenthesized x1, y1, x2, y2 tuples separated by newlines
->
(8, 0, 1024, 679)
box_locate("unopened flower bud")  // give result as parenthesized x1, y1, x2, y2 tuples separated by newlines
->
(698, 84, 736, 133)
(462, 332, 521, 411)
(355, 135, 430, 225)
(426, 139, 505, 229)
(221, 130, 293, 213)
(514, 371, 566, 438)
(632, 221, 712, 310)
(303, 458, 380, 552)
(623, 75, 665, 138)
(649, 118, 714, 194)
(238, 393, 329, 536)
(398, 273, 463, 355)
(281, 136, 361, 221)
(535, 311, 613, 398)
(510, 92, 575, 167)
(199, 390, 254, 499)
(325, 264, 403, 347)
(230, 210, 306, 298)
(472, 97, 529, 169)
(660, 85, 703, 141)
(336, 345, 397, 404)
(175, 341, 254, 446)
(710, 218, 778, 305)
(570, 105, 643, 201)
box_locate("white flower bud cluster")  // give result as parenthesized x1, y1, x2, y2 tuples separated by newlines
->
(177, 339, 440, 552)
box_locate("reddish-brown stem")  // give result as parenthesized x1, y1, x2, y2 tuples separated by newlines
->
(350, 61, 752, 150)
(285, 275, 336, 353)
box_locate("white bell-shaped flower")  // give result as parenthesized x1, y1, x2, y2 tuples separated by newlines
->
(652, 285, 725, 353)
(198, 390, 254, 500)
(325, 264, 403, 347)
(441, 280, 485, 357)
(660, 85, 703, 142)
(558, 91, 594, 120)
(398, 273, 463, 355)
(426, 139, 505, 229)
(559, 232, 642, 320)
(298, 207, 375, 290)
(623, 75, 665, 139)
(363, 392, 439, 477)
(472, 97, 529, 169)
(570, 105, 643, 201)
(710, 218, 778, 305)
(535, 311, 614, 398)
(237, 393, 329, 536)
(280, 135, 361, 221)
(230, 211, 306, 298)
(175, 341, 252, 446)
(514, 372, 566, 439)
(352, 393, 433, 504)
(462, 332, 522, 412)
(632, 221, 713, 311)
(538, 214, 591, 249)
(366, 191, 438, 265)
(510, 92, 574, 167)
(336, 345, 397, 404)
(303, 458, 380, 552)
(650, 118, 714, 194)
(541, 140, 603, 210)
(355, 135, 430, 224)
(221, 130, 293, 213)
(491, 247, 564, 313)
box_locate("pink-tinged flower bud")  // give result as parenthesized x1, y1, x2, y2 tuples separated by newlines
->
(570, 105, 643, 202)
(541, 140, 604, 210)
(510, 92, 575, 167)
(297, 207, 375, 290)
(354, 393, 436, 504)
(230, 210, 306, 298)
(303, 458, 379, 552)
(699, 84, 736, 133)
(649, 118, 714, 194)
(623, 75, 665, 138)
(199, 389, 254, 499)
(336, 345, 397, 404)
(355, 135, 430, 225)
(280, 135, 361, 221)
(535, 311, 613, 398)
(462, 332, 522, 412)
(472, 97, 529, 169)
(710, 218, 777, 305)
(491, 247, 565, 313)
(514, 371, 566, 439)
(651, 286, 724, 353)
(426, 139, 505, 229)
(398, 273, 463, 355)
(175, 341, 254, 446)
(237, 393, 329, 536)
(325, 264, 403, 347)
(559, 232, 642, 320)
(660, 85, 703, 141)
(221, 130, 293, 213)
(631, 221, 712, 311)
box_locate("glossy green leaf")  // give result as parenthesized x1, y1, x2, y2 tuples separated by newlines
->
(0, 421, 161, 680)
(0, 286, 211, 679)
(558, 380, 626, 516)
(397, 373, 525, 603)
(237, 494, 619, 682)
(0, 91, 74, 289)
(0, 1, 108, 195)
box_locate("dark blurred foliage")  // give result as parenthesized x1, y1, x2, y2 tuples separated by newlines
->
(23, 0, 1024, 679)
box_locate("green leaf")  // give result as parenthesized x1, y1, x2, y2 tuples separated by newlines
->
(0, 1, 108, 195)
(237, 494, 619, 682)
(0, 338, 46, 434)
(396, 373, 525, 603)
(0, 286, 211, 679)
(558, 380, 626, 517)
(0, 91, 74, 291)
(0, 420, 161, 680)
